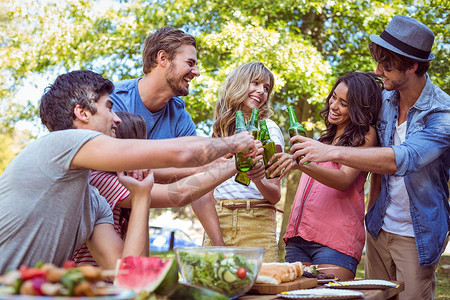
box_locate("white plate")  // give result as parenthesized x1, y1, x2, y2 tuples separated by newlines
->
(277, 288, 364, 299)
(0, 289, 134, 300)
(325, 279, 399, 289)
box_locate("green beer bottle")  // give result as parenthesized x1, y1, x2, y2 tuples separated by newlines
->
(235, 171, 251, 186)
(234, 109, 258, 186)
(259, 120, 281, 178)
(288, 106, 307, 164)
(234, 110, 254, 172)
(246, 108, 260, 140)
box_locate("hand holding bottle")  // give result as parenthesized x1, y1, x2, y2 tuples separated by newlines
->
(228, 131, 257, 156)
(290, 135, 332, 164)
(266, 152, 296, 179)
(246, 161, 266, 182)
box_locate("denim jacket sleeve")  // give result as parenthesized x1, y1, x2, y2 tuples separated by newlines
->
(392, 109, 450, 176)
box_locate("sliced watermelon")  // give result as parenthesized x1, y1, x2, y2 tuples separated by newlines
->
(114, 256, 178, 295)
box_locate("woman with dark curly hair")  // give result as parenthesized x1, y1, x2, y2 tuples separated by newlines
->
(269, 72, 383, 279)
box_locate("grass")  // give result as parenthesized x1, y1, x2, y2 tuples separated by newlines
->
(355, 254, 450, 299)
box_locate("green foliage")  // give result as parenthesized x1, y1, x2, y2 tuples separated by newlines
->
(0, 129, 33, 174)
(0, 0, 449, 167)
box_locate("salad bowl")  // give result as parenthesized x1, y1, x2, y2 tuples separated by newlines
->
(174, 246, 265, 299)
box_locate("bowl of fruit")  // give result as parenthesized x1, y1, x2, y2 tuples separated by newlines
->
(174, 246, 265, 299)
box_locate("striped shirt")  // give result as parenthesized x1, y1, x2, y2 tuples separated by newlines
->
(214, 119, 284, 200)
(72, 170, 130, 266)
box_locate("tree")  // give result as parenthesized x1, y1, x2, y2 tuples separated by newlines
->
(1, 0, 448, 246)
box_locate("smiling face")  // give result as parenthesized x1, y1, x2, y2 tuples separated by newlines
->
(165, 44, 200, 97)
(328, 82, 350, 130)
(88, 94, 122, 137)
(375, 63, 410, 91)
(242, 78, 271, 114)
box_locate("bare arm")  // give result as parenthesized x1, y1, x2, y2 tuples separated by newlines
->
(71, 132, 255, 171)
(247, 162, 282, 204)
(269, 128, 378, 191)
(115, 159, 237, 209)
(290, 135, 397, 174)
(191, 193, 225, 246)
(244, 143, 282, 204)
(153, 158, 230, 184)
(87, 171, 153, 269)
(149, 159, 237, 207)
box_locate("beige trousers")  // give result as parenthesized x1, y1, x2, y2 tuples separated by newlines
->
(365, 230, 446, 300)
(203, 199, 279, 262)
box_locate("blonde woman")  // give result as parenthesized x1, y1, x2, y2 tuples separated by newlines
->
(203, 62, 284, 262)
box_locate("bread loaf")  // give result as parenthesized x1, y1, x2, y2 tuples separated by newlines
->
(255, 262, 304, 285)
(255, 268, 283, 284)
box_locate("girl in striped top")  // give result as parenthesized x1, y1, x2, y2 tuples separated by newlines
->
(72, 111, 147, 265)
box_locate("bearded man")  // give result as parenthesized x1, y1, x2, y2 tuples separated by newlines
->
(110, 27, 227, 246)
(110, 26, 199, 139)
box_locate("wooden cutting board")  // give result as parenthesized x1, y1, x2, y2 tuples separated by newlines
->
(249, 277, 318, 294)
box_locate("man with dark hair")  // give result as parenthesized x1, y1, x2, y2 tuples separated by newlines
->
(288, 15, 449, 299)
(110, 26, 199, 139)
(0, 70, 255, 273)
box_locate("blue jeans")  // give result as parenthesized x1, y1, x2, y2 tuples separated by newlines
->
(285, 236, 358, 275)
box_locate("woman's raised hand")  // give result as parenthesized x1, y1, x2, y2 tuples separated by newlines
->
(266, 152, 296, 180)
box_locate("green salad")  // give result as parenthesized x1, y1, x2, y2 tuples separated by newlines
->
(177, 251, 256, 297)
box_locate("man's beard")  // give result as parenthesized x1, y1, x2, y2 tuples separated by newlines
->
(383, 74, 408, 92)
(165, 64, 189, 97)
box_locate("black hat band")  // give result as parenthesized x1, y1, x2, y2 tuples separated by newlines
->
(380, 31, 430, 59)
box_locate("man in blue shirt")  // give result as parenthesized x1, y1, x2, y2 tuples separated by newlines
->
(110, 26, 199, 140)
(289, 15, 449, 299)
(110, 26, 226, 246)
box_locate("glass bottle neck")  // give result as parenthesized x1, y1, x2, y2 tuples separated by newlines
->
(259, 121, 270, 140)
(235, 112, 246, 130)
(288, 107, 300, 125)
(248, 109, 259, 127)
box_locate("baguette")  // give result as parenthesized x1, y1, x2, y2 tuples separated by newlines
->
(291, 261, 304, 277)
(255, 268, 283, 285)
(255, 262, 305, 285)
(263, 263, 296, 281)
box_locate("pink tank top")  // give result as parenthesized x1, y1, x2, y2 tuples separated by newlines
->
(284, 162, 366, 261)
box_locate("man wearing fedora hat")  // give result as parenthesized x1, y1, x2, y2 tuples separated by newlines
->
(288, 15, 449, 299)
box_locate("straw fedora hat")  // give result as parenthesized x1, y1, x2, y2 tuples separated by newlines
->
(370, 15, 435, 62)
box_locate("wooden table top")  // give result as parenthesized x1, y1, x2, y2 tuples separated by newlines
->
(239, 281, 404, 300)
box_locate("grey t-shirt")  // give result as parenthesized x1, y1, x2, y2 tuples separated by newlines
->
(0, 129, 114, 272)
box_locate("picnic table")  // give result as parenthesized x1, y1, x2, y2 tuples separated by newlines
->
(239, 280, 404, 300)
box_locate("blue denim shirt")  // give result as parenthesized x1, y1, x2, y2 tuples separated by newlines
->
(365, 75, 450, 266)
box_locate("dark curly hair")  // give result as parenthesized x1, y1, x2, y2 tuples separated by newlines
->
(319, 72, 383, 147)
(39, 70, 114, 132)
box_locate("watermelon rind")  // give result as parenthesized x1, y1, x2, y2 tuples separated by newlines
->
(168, 283, 230, 300)
(153, 257, 178, 296)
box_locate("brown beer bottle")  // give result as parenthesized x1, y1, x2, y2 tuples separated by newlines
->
(234, 110, 254, 172)
(259, 120, 281, 178)
(288, 106, 307, 164)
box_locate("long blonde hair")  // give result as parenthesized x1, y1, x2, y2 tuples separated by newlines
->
(213, 62, 274, 137)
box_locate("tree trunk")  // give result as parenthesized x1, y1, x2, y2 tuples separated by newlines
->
(277, 169, 302, 261)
